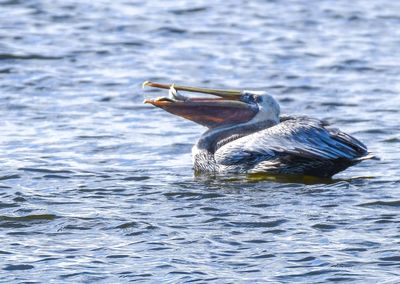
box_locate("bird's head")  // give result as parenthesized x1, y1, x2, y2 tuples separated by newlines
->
(143, 81, 280, 128)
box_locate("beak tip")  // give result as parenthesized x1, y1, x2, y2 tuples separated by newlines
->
(142, 81, 151, 89)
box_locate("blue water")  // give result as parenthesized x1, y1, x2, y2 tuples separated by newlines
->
(1, 0, 400, 283)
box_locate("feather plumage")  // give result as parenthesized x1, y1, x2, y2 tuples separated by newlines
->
(206, 116, 370, 177)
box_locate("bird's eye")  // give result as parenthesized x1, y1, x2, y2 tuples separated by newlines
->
(255, 96, 263, 103)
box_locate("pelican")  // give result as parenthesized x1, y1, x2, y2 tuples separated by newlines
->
(143, 81, 374, 178)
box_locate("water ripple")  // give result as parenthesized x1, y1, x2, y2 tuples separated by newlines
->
(0, 0, 399, 283)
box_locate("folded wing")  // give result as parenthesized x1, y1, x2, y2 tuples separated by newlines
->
(214, 116, 368, 177)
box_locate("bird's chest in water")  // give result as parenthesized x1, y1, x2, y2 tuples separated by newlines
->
(191, 146, 217, 173)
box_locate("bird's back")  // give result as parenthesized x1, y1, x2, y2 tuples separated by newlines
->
(214, 116, 370, 177)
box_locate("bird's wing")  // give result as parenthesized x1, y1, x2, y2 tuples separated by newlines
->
(214, 116, 367, 168)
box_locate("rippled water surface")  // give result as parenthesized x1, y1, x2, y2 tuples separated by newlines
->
(1, 0, 400, 283)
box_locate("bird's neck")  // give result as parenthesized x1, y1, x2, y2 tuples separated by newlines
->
(196, 119, 276, 154)
(192, 119, 277, 173)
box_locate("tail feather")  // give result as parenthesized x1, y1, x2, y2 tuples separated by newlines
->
(353, 153, 380, 162)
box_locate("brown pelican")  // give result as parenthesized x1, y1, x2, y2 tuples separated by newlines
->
(143, 81, 375, 178)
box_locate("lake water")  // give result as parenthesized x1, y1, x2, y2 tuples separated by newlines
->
(1, 0, 400, 283)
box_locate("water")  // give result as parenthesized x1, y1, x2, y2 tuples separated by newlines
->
(1, 0, 400, 282)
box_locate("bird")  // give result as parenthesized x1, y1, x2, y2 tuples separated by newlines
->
(143, 81, 375, 178)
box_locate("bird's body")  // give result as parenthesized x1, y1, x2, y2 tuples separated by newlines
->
(192, 115, 369, 178)
(144, 81, 374, 178)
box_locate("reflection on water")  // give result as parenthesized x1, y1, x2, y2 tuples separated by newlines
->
(0, 0, 400, 282)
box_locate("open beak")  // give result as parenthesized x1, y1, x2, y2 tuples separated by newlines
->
(142, 81, 242, 99)
(143, 81, 258, 128)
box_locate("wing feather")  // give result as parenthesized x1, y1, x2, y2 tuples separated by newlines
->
(214, 116, 367, 169)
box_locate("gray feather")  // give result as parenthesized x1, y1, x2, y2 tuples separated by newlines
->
(213, 116, 368, 177)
